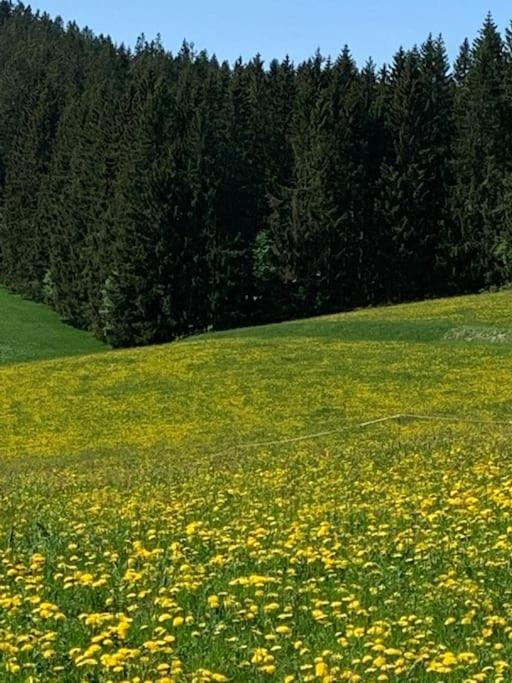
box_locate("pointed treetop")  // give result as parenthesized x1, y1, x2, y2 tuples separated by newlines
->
(363, 57, 377, 74)
(454, 37, 471, 83)
(474, 11, 503, 53)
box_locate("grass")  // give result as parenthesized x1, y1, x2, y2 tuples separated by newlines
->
(2, 291, 512, 460)
(1, 290, 512, 681)
(0, 287, 108, 364)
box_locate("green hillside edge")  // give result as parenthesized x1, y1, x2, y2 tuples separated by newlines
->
(0, 287, 109, 365)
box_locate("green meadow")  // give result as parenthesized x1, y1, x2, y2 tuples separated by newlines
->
(1, 289, 512, 682)
(0, 287, 108, 365)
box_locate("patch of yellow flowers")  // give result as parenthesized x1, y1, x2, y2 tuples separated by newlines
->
(1, 292, 512, 680)
(1, 429, 512, 681)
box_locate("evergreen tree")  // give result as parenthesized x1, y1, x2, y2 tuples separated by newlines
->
(1, 80, 61, 296)
(378, 40, 453, 301)
(452, 14, 508, 289)
(103, 44, 184, 345)
(265, 52, 339, 315)
(44, 40, 128, 329)
(454, 38, 472, 85)
(418, 35, 454, 293)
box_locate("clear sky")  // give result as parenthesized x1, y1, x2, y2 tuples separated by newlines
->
(32, 1, 512, 67)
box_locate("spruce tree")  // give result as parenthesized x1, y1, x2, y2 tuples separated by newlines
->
(266, 52, 339, 315)
(418, 35, 454, 294)
(452, 14, 507, 289)
(378, 40, 453, 301)
(103, 43, 184, 346)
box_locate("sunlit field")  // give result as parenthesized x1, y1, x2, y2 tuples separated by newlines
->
(1, 291, 512, 681)
(0, 287, 108, 365)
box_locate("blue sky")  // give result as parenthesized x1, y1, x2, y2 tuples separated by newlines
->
(33, 1, 511, 67)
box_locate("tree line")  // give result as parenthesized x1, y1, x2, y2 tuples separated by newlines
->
(1, 2, 511, 346)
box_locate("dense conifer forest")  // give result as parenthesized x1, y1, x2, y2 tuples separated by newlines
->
(1, 2, 511, 346)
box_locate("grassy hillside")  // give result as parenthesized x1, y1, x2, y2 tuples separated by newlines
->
(1, 291, 512, 459)
(0, 287, 108, 364)
(1, 291, 512, 682)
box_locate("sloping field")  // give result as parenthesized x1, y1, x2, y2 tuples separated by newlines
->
(1, 292, 512, 681)
(2, 291, 512, 460)
(0, 287, 108, 364)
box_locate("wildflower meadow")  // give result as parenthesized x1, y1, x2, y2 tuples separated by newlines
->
(1, 291, 512, 682)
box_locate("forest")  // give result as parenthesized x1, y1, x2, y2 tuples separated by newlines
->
(1, 1, 511, 347)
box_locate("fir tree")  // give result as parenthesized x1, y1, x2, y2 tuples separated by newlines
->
(452, 14, 507, 289)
